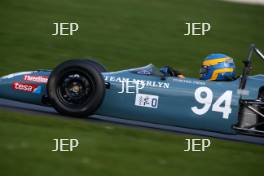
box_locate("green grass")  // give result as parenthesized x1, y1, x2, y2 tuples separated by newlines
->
(0, 0, 264, 76)
(0, 109, 263, 176)
(0, 0, 264, 175)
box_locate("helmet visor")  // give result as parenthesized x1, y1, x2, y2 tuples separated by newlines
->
(200, 65, 209, 74)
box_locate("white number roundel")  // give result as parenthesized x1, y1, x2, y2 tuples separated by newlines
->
(191, 87, 232, 119)
(191, 87, 213, 115)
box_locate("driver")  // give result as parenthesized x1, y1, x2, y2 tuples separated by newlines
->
(160, 53, 236, 81)
(200, 53, 236, 81)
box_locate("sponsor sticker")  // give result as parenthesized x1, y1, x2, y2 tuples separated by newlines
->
(1, 72, 33, 79)
(12, 82, 42, 94)
(24, 75, 48, 84)
(135, 93, 159, 108)
(104, 76, 170, 89)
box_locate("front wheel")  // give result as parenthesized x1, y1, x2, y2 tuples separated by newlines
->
(47, 59, 105, 117)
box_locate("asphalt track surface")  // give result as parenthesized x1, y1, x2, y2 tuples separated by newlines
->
(0, 98, 264, 145)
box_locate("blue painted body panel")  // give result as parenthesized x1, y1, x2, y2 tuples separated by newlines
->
(0, 71, 50, 105)
(96, 70, 240, 133)
(0, 65, 263, 134)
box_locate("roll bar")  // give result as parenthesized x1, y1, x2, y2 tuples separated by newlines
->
(239, 44, 264, 90)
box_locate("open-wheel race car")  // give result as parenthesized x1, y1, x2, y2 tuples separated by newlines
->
(0, 44, 263, 136)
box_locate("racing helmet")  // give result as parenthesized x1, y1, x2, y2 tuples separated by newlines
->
(200, 53, 236, 81)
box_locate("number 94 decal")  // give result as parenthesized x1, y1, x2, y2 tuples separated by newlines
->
(191, 87, 232, 119)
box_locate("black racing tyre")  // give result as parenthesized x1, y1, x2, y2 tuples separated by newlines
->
(47, 59, 105, 117)
(82, 59, 107, 72)
(260, 87, 264, 101)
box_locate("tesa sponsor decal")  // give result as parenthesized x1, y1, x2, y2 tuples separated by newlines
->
(12, 82, 41, 94)
(24, 75, 48, 84)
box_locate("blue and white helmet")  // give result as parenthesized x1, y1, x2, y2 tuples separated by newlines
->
(200, 53, 236, 81)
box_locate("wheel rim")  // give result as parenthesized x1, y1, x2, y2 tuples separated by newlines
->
(56, 71, 95, 107)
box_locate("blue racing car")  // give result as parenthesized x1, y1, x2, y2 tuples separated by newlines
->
(0, 44, 263, 136)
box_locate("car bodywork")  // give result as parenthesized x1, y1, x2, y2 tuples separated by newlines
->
(0, 44, 263, 135)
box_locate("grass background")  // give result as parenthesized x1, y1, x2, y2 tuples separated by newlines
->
(0, 0, 264, 76)
(0, 110, 264, 176)
(0, 0, 264, 176)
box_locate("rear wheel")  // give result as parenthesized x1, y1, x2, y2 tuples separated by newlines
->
(235, 88, 264, 135)
(257, 89, 264, 131)
(47, 59, 105, 117)
(260, 89, 264, 101)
